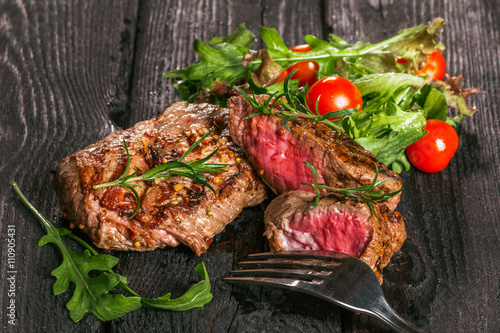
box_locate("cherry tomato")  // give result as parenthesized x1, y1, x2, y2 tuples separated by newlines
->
(305, 76, 363, 120)
(415, 50, 446, 81)
(290, 44, 312, 52)
(276, 44, 319, 87)
(406, 119, 459, 173)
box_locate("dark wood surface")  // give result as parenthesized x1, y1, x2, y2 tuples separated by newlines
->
(1, 0, 499, 332)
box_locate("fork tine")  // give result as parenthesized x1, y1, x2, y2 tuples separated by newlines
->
(227, 251, 426, 333)
(248, 250, 349, 263)
(224, 276, 317, 292)
(238, 259, 340, 272)
(230, 268, 330, 281)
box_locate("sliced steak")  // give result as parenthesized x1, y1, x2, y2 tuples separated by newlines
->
(228, 95, 403, 211)
(53, 102, 267, 255)
(264, 191, 406, 282)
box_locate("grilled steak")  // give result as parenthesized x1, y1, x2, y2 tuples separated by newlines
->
(53, 102, 267, 255)
(264, 191, 406, 282)
(228, 95, 403, 211)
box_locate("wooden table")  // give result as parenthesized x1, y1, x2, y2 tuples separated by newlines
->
(1, 1, 499, 332)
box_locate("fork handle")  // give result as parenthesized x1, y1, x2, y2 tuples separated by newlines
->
(370, 297, 426, 333)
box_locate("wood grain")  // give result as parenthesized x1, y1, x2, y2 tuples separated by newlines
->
(324, 1, 500, 332)
(0, 1, 139, 332)
(1, 0, 499, 332)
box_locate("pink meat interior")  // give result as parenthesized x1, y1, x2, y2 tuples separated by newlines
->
(244, 116, 325, 192)
(282, 208, 371, 257)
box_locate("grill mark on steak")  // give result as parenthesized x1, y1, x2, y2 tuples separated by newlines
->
(53, 102, 267, 255)
(228, 95, 403, 211)
(264, 191, 406, 283)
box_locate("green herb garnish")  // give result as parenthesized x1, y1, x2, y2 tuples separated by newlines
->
(301, 162, 402, 218)
(93, 129, 227, 219)
(11, 181, 213, 322)
(234, 70, 357, 132)
(165, 19, 480, 173)
(165, 20, 445, 97)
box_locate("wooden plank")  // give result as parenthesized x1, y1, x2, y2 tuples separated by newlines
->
(121, 0, 264, 126)
(229, 2, 345, 332)
(0, 1, 139, 332)
(262, 0, 325, 44)
(324, 1, 500, 332)
(107, 1, 267, 332)
(1, 0, 499, 332)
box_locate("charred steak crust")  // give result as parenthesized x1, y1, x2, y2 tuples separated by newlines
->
(228, 95, 403, 211)
(264, 191, 406, 283)
(53, 102, 267, 255)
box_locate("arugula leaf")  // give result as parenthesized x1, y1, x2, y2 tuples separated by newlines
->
(207, 23, 255, 48)
(11, 181, 142, 322)
(43, 234, 142, 322)
(164, 24, 257, 100)
(185, 40, 253, 88)
(260, 27, 338, 77)
(11, 181, 214, 322)
(141, 263, 213, 311)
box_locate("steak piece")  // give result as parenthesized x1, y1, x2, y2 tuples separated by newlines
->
(264, 191, 406, 282)
(53, 102, 267, 255)
(228, 95, 403, 211)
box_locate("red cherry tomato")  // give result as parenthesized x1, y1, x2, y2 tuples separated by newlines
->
(305, 76, 363, 120)
(406, 119, 459, 173)
(290, 44, 312, 52)
(276, 44, 319, 87)
(415, 50, 446, 81)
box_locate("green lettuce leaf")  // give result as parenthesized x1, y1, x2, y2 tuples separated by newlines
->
(334, 18, 445, 78)
(261, 18, 444, 80)
(349, 103, 427, 171)
(432, 74, 481, 117)
(352, 73, 425, 110)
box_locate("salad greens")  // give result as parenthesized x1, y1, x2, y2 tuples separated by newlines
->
(165, 19, 479, 173)
(11, 181, 213, 322)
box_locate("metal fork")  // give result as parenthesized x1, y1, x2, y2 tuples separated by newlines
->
(224, 250, 425, 333)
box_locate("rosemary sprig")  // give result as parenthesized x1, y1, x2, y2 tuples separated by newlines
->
(93, 129, 227, 219)
(301, 161, 402, 218)
(234, 70, 357, 132)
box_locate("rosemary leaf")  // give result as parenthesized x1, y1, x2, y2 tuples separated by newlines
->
(93, 129, 227, 219)
(179, 130, 213, 161)
(235, 70, 353, 133)
(320, 108, 357, 121)
(301, 162, 401, 218)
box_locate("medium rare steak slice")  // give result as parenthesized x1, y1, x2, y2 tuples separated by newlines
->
(53, 102, 267, 255)
(264, 191, 406, 282)
(228, 95, 403, 211)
